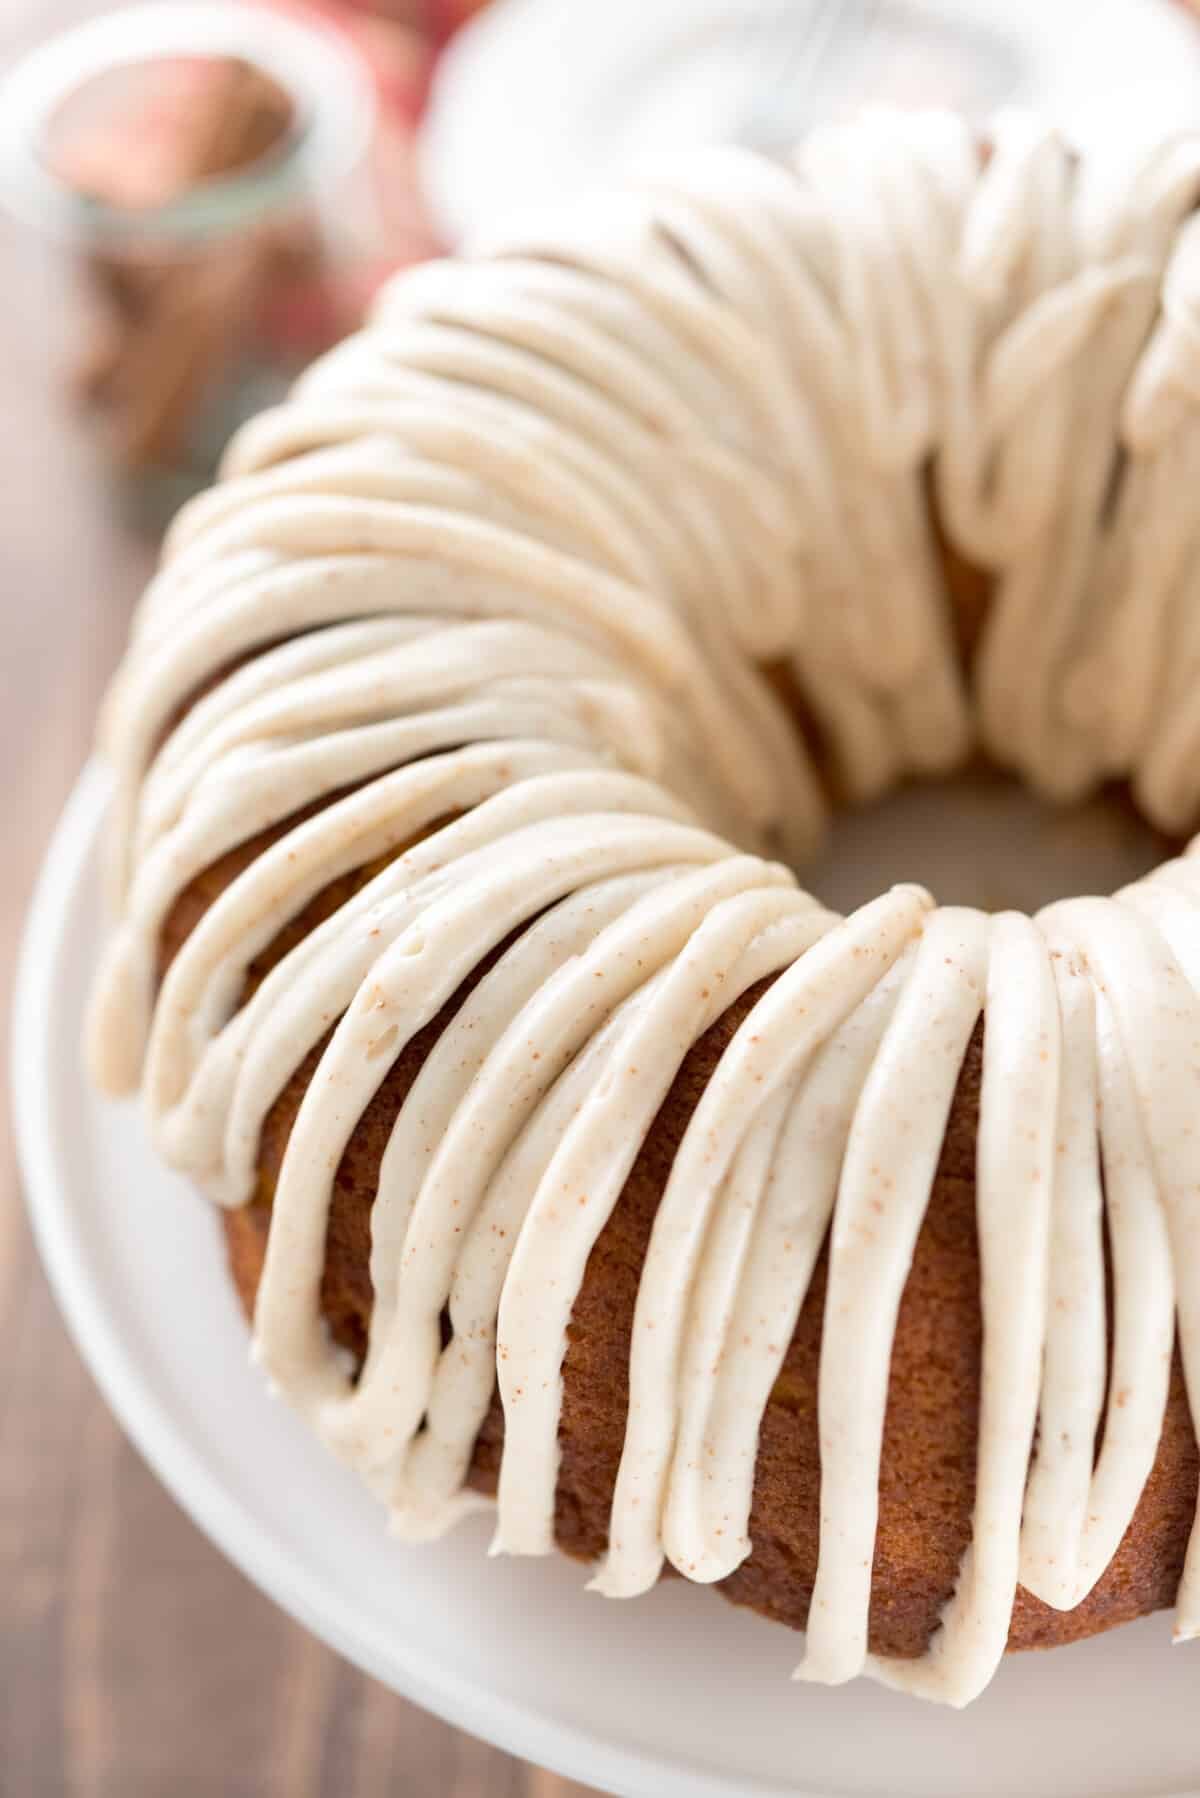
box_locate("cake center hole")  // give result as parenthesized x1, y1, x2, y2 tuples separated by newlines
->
(802, 766, 1168, 916)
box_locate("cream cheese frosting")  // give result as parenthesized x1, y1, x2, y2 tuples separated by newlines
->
(88, 110, 1200, 1706)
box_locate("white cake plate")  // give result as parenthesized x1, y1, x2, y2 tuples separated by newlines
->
(13, 762, 1200, 1798)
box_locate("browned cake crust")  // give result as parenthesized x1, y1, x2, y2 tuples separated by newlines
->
(162, 829, 1199, 1662)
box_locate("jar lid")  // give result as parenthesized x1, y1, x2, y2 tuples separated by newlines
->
(0, 2, 376, 250)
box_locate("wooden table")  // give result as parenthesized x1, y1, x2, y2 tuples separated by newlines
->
(0, 7, 594, 1793)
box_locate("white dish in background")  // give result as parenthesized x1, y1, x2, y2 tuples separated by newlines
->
(13, 762, 1200, 1798)
(421, 0, 1200, 247)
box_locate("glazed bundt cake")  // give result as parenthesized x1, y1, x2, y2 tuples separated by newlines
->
(88, 112, 1200, 1706)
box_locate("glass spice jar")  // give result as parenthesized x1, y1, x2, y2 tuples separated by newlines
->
(0, 3, 377, 528)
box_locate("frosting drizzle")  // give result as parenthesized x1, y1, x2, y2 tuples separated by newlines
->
(89, 111, 1200, 1705)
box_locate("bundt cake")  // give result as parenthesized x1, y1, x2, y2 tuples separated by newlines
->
(87, 111, 1200, 1707)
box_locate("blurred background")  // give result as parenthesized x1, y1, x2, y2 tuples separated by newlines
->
(3, 2, 1200, 1792)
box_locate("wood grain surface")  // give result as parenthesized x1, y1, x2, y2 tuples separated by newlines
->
(0, 6, 595, 1794)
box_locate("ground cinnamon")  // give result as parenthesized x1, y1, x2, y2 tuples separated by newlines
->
(54, 55, 312, 472)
